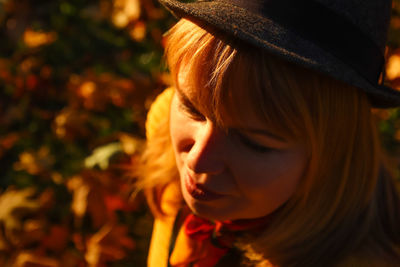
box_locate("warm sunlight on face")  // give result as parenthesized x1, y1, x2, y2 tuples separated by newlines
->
(169, 68, 309, 221)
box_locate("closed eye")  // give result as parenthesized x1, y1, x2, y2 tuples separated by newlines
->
(180, 102, 205, 121)
(177, 93, 206, 121)
(234, 131, 274, 153)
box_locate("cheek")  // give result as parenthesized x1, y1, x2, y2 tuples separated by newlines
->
(170, 97, 186, 148)
(238, 151, 307, 206)
(169, 98, 195, 170)
(170, 112, 194, 152)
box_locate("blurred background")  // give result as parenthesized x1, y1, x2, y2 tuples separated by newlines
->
(0, 0, 399, 266)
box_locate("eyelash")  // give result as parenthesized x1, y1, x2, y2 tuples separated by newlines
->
(180, 102, 206, 121)
(179, 99, 272, 153)
(235, 132, 273, 153)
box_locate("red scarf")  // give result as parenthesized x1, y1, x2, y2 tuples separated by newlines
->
(169, 213, 271, 267)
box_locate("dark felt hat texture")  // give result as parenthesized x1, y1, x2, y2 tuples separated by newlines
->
(159, 0, 400, 108)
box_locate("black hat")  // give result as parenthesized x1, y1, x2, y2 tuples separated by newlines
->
(159, 0, 400, 108)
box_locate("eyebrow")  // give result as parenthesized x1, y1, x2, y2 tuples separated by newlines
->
(235, 127, 287, 142)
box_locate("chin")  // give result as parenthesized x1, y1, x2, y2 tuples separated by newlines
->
(182, 192, 227, 221)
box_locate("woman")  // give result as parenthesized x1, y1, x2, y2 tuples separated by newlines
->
(136, 0, 400, 266)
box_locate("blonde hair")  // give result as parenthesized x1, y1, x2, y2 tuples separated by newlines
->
(137, 18, 400, 266)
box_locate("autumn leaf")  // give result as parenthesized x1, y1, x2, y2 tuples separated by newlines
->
(0, 234, 9, 251)
(13, 147, 54, 175)
(67, 175, 92, 225)
(129, 21, 146, 42)
(67, 173, 109, 228)
(85, 223, 135, 266)
(21, 219, 46, 247)
(0, 188, 40, 247)
(112, 0, 141, 28)
(53, 108, 91, 140)
(0, 133, 19, 151)
(0, 133, 20, 158)
(84, 142, 122, 170)
(23, 28, 57, 48)
(41, 225, 70, 253)
(68, 72, 140, 110)
(119, 133, 144, 155)
(13, 251, 59, 267)
(387, 51, 400, 81)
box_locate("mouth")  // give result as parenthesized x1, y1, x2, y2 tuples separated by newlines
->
(184, 173, 224, 202)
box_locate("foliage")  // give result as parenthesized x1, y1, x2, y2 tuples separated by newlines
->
(376, 0, 400, 158)
(0, 0, 174, 265)
(0, 0, 399, 266)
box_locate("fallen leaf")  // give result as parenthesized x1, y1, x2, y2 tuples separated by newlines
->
(85, 224, 135, 266)
(53, 108, 91, 140)
(84, 142, 122, 170)
(22, 219, 46, 247)
(67, 176, 91, 224)
(112, 0, 141, 28)
(41, 225, 69, 253)
(0, 188, 40, 245)
(13, 147, 54, 175)
(23, 29, 57, 48)
(387, 52, 400, 80)
(13, 251, 59, 267)
(129, 21, 146, 42)
(67, 173, 109, 228)
(119, 134, 143, 155)
(0, 133, 19, 150)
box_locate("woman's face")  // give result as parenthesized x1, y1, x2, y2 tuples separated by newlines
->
(169, 70, 309, 221)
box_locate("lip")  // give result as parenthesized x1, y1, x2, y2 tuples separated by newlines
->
(184, 173, 224, 201)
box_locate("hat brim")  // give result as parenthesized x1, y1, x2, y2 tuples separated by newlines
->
(160, 0, 400, 108)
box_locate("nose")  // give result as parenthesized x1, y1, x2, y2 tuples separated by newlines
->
(186, 121, 227, 175)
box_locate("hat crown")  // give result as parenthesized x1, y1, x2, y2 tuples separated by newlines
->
(211, 0, 392, 52)
(178, 0, 392, 52)
(314, 0, 392, 52)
